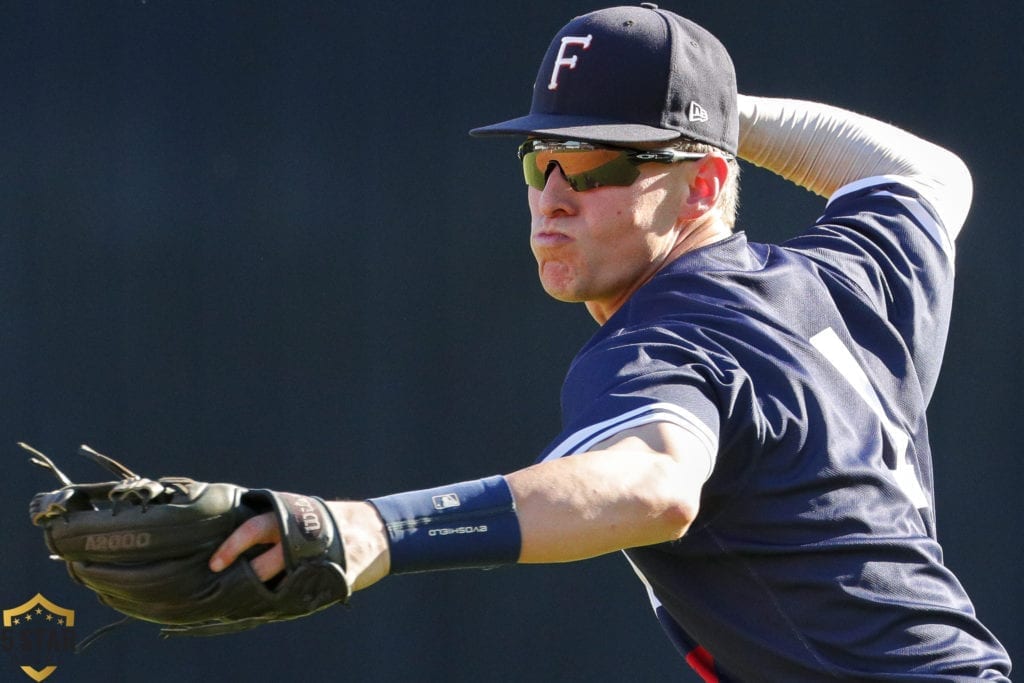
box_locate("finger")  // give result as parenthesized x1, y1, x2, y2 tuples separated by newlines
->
(250, 544, 286, 583)
(209, 512, 279, 572)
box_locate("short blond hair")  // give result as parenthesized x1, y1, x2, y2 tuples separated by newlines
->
(674, 140, 741, 229)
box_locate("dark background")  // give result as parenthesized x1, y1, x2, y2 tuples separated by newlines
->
(1, 1, 1019, 681)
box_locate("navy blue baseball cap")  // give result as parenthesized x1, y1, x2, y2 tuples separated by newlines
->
(470, 3, 738, 154)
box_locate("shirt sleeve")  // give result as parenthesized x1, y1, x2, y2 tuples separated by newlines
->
(539, 327, 722, 481)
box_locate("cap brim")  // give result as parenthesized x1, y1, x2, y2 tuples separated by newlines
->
(469, 113, 681, 144)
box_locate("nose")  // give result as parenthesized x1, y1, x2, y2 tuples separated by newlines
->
(542, 160, 569, 190)
(539, 160, 578, 194)
(534, 161, 575, 216)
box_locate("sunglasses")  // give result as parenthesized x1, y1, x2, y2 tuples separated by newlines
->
(518, 139, 709, 192)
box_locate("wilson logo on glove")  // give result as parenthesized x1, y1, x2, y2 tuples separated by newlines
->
(287, 495, 323, 537)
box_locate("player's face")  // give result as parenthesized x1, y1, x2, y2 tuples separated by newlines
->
(527, 158, 695, 323)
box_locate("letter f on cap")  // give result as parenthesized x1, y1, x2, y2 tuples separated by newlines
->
(548, 35, 592, 90)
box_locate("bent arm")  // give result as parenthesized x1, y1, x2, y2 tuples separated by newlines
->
(737, 95, 973, 239)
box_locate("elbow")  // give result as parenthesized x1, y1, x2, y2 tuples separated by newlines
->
(655, 495, 699, 541)
(947, 150, 973, 224)
(905, 141, 974, 238)
(936, 145, 973, 207)
(645, 459, 701, 542)
(941, 145, 972, 187)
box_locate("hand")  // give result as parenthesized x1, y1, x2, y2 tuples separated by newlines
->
(209, 511, 284, 581)
(210, 501, 391, 592)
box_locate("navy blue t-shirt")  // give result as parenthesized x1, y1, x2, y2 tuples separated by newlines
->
(538, 178, 1012, 681)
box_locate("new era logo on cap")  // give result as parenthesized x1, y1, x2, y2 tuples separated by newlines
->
(688, 102, 709, 123)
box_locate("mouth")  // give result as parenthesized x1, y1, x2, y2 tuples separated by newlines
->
(531, 228, 572, 248)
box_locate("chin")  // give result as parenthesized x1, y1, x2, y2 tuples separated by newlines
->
(538, 264, 583, 302)
(539, 280, 581, 303)
(549, 291, 590, 306)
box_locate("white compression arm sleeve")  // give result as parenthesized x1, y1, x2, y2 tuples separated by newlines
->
(737, 95, 973, 240)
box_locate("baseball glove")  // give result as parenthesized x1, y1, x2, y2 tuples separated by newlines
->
(24, 442, 350, 638)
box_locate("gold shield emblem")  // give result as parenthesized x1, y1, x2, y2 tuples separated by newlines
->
(2, 594, 76, 682)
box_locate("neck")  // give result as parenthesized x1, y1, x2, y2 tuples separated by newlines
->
(671, 215, 733, 257)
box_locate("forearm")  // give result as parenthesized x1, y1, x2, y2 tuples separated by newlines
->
(738, 94, 972, 237)
(366, 423, 708, 571)
(361, 451, 696, 574)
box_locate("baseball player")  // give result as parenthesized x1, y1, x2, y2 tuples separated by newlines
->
(37, 4, 1009, 680)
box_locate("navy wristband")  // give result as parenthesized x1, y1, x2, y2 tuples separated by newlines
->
(368, 475, 521, 574)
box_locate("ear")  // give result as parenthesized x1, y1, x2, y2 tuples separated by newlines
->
(679, 155, 729, 220)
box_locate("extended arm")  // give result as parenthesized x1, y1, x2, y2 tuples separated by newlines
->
(210, 421, 710, 590)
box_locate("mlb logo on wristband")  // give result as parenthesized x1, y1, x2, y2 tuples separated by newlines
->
(369, 476, 522, 574)
(432, 493, 461, 510)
